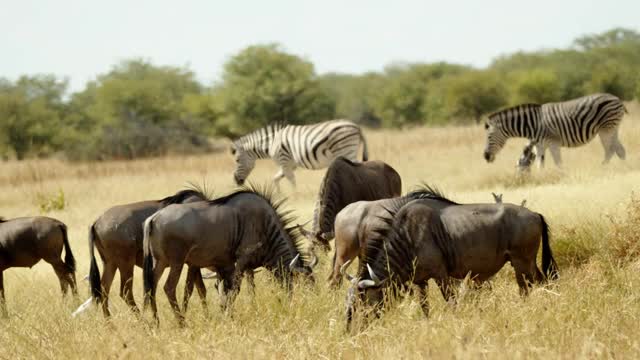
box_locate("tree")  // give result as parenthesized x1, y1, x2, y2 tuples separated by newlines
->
(511, 69, 562, 104)
(65, 59, 212, 160)
(216, 44, 336, 135)
(374, 62, 470, 127)
(0, 75, 67, 159)
(443, 71, 508, 123)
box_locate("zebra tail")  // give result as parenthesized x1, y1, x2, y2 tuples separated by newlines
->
(360, 131, 369, 161)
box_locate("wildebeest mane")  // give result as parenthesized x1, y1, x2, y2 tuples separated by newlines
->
(360, 207, 415, 283)
(209, 183, 308, 264)
(159, 184, 212, 206)
(406, 183, 459, 205)
(363, 200, 457, 284)
(312, 157, 365, 234)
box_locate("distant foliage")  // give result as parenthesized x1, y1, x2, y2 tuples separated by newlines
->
(214, 44, 336, 136)
(35, 189, 66, 213)
(0, 28, 639, 160)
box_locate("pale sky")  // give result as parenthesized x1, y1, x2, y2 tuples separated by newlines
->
(1, 0, 638, 92)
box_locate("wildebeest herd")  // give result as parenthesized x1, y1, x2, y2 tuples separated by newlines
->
(0, 93, 627, 330)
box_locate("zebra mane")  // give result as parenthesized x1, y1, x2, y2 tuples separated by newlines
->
(208, 183, 308, 264)
(488, 103, 542, 121)
(233, 122, 287, 145)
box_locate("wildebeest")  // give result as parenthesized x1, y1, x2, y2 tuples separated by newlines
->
(85, 189, 211, 317)
(326, 186, 455, 287)
(299, 157, 402, 252)
(342, 189, 559, 330)
(142, 185, 317, 325)
(0, 216, 77, 317)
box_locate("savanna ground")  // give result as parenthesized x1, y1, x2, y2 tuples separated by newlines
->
(1, 104, 640, 359)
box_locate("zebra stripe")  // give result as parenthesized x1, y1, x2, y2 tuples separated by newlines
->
(483, 93, 626, 166)
(231, 119, 368, 187)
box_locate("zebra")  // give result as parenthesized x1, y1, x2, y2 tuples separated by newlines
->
(230, 119, 368, 188)
(483, 93, 627, 168)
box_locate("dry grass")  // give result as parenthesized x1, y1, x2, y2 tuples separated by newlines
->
(1, 106, 640, 358)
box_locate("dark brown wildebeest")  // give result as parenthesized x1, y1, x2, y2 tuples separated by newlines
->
(142, 185, 317, 325)
(326, 186, 456, 287)
(299, 157, 401, 252)
(85, 189, 212, 318)
(0, 216, 77, 317)
(342, 189, 559, 330)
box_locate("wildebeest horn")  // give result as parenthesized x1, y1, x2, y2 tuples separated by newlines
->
(340, 259, 355, 282)
(289, 253, 301, 271)
(492, 192, 503, 203)
(366, 264, 381, 284)
(357, 279, 377, 289)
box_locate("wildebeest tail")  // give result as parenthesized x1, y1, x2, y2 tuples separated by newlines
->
(142, 215, 156, 307)
(539, 214, 559, 280)
(60, 223, 76, 273)
(88, 223, 102, 302)
(359, 130, 368, 161)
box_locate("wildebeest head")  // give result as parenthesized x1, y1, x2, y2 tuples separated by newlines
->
(297, 224, 332, 253)
(230, 143, 256, 186)
(341, 260, 386, 331)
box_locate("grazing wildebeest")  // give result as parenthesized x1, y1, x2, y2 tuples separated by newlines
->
(0, 216, 77, 317)
(142, 185, 317, 325)
(85, 189, 212, 317)
(326, 186, 456, 287)
(342, 190, 559, 330)
(299, 157, 402, 252)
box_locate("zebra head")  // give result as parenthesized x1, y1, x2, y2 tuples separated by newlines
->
(230, 143, 256, 186)
(483, 118, 508, 163)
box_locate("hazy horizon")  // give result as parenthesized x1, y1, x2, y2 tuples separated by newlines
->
(1, 0, 639, 91)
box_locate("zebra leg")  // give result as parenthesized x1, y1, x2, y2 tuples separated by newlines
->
(535, 143, 546, 169)
(549, 144, 563, 167)
(598, 129, 617, 164)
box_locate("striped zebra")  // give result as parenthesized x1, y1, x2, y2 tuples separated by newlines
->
(230, 119, 368, 188)
(483, 93, 627, 167)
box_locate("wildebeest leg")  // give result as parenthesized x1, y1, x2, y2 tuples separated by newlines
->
(164, 264, 185, 326)
(245, 270, 256, 298)
(512, 258, 537, 296)
(99, 262, 117, 317)
(435, 277, 456, 304)
(118, 263, 138, 314)
(183, 266, 207, 314)
(417, 282, 430, 317)
(329, 251, 352, 288)
(217, 266, 241, 312)
(147, 261, 167, 322)
(0, 271, 7, 318)
(49, 258, 71, 296)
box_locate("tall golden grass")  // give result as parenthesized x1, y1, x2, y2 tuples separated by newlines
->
(1, 105, 640, 358)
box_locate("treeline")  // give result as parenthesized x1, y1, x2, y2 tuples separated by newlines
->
(1, 27, 639, 161)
